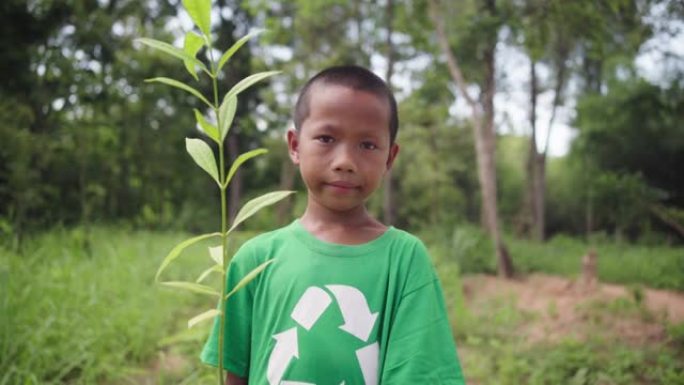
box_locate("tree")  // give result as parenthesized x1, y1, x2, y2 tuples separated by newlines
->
(428, 0, 514, 277)
(393, 68, 478, 229)
(0, 0, 267, 237)
(572, 77, 684, 239)
(511, 0, 653, 241)
(383, 0, 398, 225)
(0, 0, 74, 244)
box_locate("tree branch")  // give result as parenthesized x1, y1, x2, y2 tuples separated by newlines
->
(650, 204, 684, 239)
(542, 49, 568, 156)
(428, 0, 478, 110)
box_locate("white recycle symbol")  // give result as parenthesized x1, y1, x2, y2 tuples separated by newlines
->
(267, 285, 379, 385)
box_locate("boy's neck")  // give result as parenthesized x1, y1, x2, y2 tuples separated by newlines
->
(299, 200, 388, 245)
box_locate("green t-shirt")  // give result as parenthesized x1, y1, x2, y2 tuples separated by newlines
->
(201, 220, 465, 384)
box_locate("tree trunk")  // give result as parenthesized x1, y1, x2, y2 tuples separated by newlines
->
(429, 0, 514, 277)
(525, 42, 568, 242)
(520, 60, 538, 237)
(428, 124, 441, 224)
(77, 128, 92, 251)
(532, 153, 546, 240)
(383, 0, 396, 225)
(581, 248, 598, 292)
(585, 184, 594, 240)
(526, 58, 546, 242)
(481, 33, 514, 277)
(536, 47, 568, 241)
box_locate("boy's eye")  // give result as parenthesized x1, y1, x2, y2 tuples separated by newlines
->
(361, 141, 378, 150)
(315, 135, 334, 144)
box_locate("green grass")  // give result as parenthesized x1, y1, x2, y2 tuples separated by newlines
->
(0, 226, 255, 384)
(423, 224, 684, 291)
(459, 337, 684, 385)
(509, 234, 684, 290)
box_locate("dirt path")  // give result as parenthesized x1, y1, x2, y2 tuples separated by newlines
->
(462, 273, 684, 344)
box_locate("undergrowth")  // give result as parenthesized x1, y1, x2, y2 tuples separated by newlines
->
(0, 226, 253, 384)
(422, 224, 684, 291)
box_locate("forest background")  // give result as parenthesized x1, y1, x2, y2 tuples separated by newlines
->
(2, 0, 683, 384)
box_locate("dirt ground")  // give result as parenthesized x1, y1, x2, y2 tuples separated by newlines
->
(461, 273, 684, 345)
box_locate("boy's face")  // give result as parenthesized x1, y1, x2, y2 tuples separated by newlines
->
(287, 84, 399, 213)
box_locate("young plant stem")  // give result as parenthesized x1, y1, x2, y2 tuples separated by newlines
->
(218, 145, 228, 385)
(208, 40, 228, 385)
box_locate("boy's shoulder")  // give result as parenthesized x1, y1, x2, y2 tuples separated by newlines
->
(236, 221, 296, 252)
(226, 223, 295, 271)
(390, 226, 426, 245)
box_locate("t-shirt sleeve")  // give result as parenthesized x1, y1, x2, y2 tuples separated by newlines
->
(381, 240, 466, 384)
(199, 242, 257, 377)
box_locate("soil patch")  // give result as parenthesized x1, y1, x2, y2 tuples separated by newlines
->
(462, 273, 684, 344)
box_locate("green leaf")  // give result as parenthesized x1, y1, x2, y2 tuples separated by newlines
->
(208, 245, 223, 266)
(188, 308, 221, 328)
(226, 71, 280, 100)
(136, 38, 208, 74)
(193, 109, 220, 143)
(229, 191, 295, 233)
(155, 232, 221, 281)
(161, 281, 219, 297)
(225, 149, 267, 188)
(196, 264, 222, 283)
(218, 94, 237, 142)
(217, 29, 264, 72)
(225, 259, 274, 300)
(146, 77, 212, 108)
(185, 138, 220, 185)
(183, 32, 205, 80)
(182, 0, 212, 36)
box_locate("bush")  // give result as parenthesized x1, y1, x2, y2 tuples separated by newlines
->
(450, 224, 496, 274)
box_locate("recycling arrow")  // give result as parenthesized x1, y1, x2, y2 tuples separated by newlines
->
(267, 284, 380, 384)
(291, 286, 332, 330)
(267, 327, 299, 385)
(326, 285, 379, 342)
(356, 342, 379, 385)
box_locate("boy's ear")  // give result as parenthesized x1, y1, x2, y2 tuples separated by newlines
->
(286, 128, 300, 165)
(385, 143, 400, 171)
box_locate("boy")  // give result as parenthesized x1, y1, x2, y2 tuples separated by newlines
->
(201, 65, 465, 384)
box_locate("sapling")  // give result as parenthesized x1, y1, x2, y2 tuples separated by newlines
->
(135, 1, 293, 383)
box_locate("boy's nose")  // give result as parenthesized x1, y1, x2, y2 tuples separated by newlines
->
(332, 145, 357, 173)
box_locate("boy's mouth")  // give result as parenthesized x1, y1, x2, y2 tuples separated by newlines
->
(326, 181, 359, 191)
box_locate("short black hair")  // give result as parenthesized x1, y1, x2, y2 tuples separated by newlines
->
(293, 65, 399, 144)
